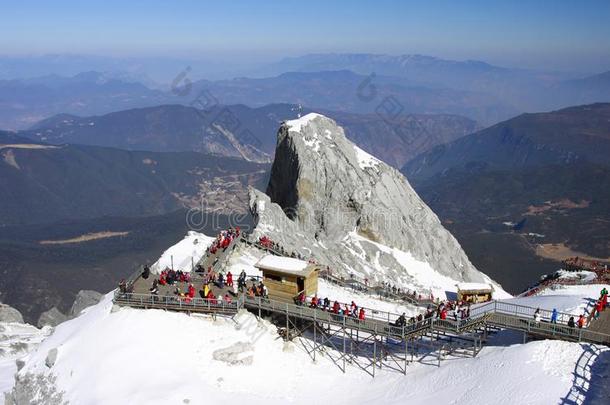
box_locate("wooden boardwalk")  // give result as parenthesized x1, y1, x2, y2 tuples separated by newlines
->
(115, 234, 610, 359)
(588, 307, 610, 335)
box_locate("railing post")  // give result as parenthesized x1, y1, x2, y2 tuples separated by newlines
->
(285, 303, 289, 340)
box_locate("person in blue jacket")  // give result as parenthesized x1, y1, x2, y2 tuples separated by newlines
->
(551, 308, 558, 324)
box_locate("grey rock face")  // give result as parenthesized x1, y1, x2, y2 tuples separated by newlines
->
(0, 303, 24, 324)
(212, 341, 254, 366)
(249, 113, 501, 292)
(5, 372, 66, 405)
(38, 307, 68, 328)
(69, 290, 103, 318)
(45, 348, 58, 368)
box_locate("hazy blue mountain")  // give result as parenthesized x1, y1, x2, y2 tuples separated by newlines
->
(191, 70, 517, 125)
(403, 103, 610, 180)
(0, 72, 169, 129)
(259, 53, 610, 115)
(556, 71, 610, 105)
(0, 68, 509, 129)
(23, 104, 281, 162)
(22, 103, 479, 168)
(0, 54, 236, 83)
(261, 53, 514, 86)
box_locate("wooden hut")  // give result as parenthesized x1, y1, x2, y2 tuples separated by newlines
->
(456, 283, 493, 303)
(255, 255, 319, 302)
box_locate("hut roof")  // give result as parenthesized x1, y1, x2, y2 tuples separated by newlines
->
(456, 282, 493, 293)
(255, 255, 316, 277)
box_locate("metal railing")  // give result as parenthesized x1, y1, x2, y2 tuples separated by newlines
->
(113, 291, 242, 313)
(243, 295, 492, 341)
(113, 287, 610, 345)
(243, 295, 416, 339)
(114, 267, 610, 346)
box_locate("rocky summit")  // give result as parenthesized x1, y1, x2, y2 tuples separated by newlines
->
(249, 113, 501, 293)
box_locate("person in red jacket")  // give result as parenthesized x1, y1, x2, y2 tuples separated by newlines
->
(187, 283, 195, 298)
(227, 271, 233, 287)
(207, 290, 218, 305)
(333, 301, 340, 314)
(578, 314, 586, 328)
(358, 308, 366, 321)
(440, 308, 447, 320)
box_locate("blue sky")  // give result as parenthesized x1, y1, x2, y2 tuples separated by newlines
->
(1, 0, 610, 71)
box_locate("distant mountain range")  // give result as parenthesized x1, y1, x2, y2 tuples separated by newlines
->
(262, 53, 532, 88)
(25, 104, 283, 163)
(404, 103, 610, 178)
(402, 103, 610, 292)
(2, 53, 609, 130)
(261, 53, 610, 108)
(19, 103, 479, 168)
(0, 71, 168, 129)
(190, 70, 518, 125)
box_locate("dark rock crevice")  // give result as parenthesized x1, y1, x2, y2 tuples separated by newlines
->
(265, 125, 301, 219)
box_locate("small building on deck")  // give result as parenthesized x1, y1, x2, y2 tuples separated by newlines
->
(456, 282, 494, 303)
(255, 255, 319, 302)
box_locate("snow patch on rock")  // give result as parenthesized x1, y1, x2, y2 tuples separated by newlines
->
(285, 113, 324, 133)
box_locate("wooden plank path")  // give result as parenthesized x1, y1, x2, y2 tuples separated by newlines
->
(114, 232, 610, 370)
(588, 307, 610, 335)
(115, 274, 610, 346)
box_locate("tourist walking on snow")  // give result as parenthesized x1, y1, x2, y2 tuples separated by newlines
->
(550, 308, 558, 324)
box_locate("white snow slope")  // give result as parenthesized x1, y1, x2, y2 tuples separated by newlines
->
(6, 239, 610, 404)
(150, 231, 215, 274)
(12, 291, 610, 405)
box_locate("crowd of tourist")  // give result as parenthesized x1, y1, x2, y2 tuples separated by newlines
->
(257, 236, 307, 260)
(292, 292, 454, 326)
(119, 228, 610, 343)
(207, 227, 241, 255)
(296, 292, 367, 321)
(157, 269, 192, 286)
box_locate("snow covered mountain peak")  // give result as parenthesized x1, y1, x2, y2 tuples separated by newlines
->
(251, 112, 503, 295)
(284, 112, 326, 133)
